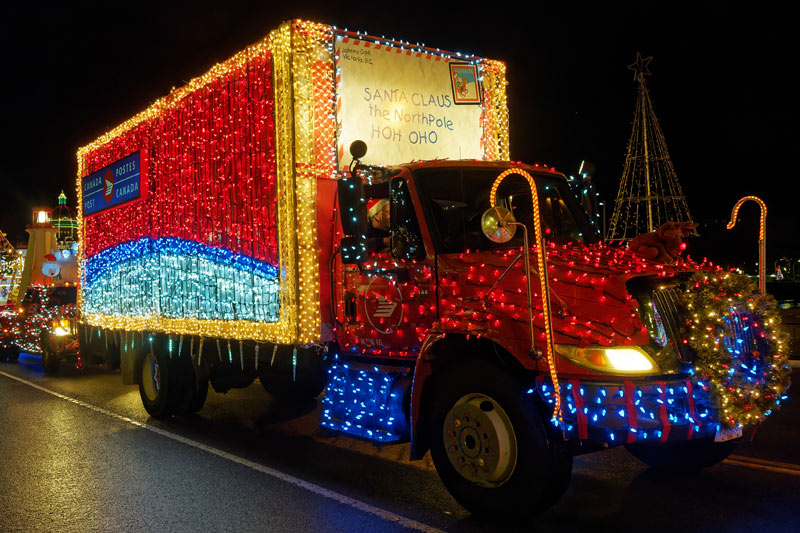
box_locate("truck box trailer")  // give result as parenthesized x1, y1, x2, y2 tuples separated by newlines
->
(77, 19, 789, 516)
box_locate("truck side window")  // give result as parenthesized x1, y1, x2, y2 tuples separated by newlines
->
(415, 167, 596, 253)
(23, 289, 40, 305)
(390, 178, 425, 261)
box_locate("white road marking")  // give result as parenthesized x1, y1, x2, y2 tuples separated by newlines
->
(725, 455, 800, 476)
(0, 370, 443, 533)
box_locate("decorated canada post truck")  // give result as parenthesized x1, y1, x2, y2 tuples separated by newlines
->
(77, 20, 789, 516)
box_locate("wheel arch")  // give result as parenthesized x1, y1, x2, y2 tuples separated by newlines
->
(409, 333, 527, 460)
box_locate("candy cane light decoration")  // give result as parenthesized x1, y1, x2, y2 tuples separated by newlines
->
(490, 168, 561, 421)
(726, 196, 767, 294)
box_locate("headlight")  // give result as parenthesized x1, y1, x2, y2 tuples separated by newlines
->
(53, 319, 71, 336)
(555, 345, 660, 375)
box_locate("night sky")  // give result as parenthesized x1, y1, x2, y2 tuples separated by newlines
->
(2, 2, 796, 271)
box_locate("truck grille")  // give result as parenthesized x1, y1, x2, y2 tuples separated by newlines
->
(651, 287, 693, 362)
(720, 307, 762, 356)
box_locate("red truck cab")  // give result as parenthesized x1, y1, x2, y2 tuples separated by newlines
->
(321, 157, 746, 515)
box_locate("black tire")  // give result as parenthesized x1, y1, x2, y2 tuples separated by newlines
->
(1, 345, 19, 362)
(41, 334, 59, 374)
(625, 438, 738, 471)
(188, 378, 209, 413)
(259, 372, 326, 402)
(170, 354, 198, 416)
(105, 341, 121, 370)
(42, 347, 59, 373)
(138, 340, 199, 419)
(257, 346, 327, 402)
(429, 360, 572, 518)
(170, 354, 208, 415)
(139, 348, 172, 419)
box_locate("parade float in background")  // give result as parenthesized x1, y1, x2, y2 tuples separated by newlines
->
(0, 194, 92, 371)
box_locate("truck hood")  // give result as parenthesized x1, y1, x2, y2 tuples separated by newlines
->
(436, 241, 714, 348)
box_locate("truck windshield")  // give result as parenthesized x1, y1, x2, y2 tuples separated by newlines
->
(414, 167, 599, 253)
(47, 286, 77, 307)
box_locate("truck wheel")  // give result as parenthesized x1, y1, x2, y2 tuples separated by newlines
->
(41, 338, 59, 374)
(172, 356, 205, 415)
(42, 348, 59, 373)
(2, 346, 19, 362)
(139, 348, 174, 419)
(105, 342, 121, 370)
(625, 438, 738, 471)
(139, 341, 199, 419)
(257, 347, 327, 402)
(259, 373, 325, 402)
(189, 378, 209, 413)
(429, 360, 572, 518)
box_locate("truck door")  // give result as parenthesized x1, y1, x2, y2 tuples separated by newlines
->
(338, 176, 435, 356)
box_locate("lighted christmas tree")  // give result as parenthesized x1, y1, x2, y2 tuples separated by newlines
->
(606, 53, 694, 241)
(0, 230, 22, 305)
(52, 191, 78, 245)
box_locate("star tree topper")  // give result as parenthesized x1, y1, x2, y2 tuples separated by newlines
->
(627, 52, 653, 84)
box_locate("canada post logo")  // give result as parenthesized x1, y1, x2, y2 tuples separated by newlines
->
(82, 151, 147, 217)
(103, 170, 114, 203)
(363, 276, 403, 334)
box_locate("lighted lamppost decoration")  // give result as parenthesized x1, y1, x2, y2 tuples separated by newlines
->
(726, 196, 767, 294)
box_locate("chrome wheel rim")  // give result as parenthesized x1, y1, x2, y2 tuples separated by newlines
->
(141, 351, 160, 402)
(442, 393, 518, 487)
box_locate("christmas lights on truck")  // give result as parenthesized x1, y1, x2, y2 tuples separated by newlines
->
(76, 20, 790, 517)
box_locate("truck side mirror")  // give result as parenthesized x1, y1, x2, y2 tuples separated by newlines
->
(481, 206, 517, 243)
(349, 140, 368, 178)
(338, 175, 367, 265)
(349, 140, 368, 160)
(338, 177, 367, 237)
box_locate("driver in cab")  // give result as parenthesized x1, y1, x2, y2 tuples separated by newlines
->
(367, 198, 390, 252)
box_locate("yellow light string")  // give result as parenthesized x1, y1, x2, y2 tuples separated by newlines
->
(726, 195, 767, 294)
(489, 168, 561, 421)
(270, 22, 299, 343)
(289, 20, 325, 344)
(77, 20, 331, 345)
(76, 19, 509, 346)
(479, 59, 510, 160)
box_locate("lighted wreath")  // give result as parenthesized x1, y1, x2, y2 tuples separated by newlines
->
(679, 271, 791, 428)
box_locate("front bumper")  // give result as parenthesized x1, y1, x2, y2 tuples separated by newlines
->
(45, 333, 80, 356)
(534, 375, 719, 447)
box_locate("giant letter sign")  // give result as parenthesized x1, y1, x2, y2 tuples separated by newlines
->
(335, 35, 484, 166)
(81, 151, 147, 217)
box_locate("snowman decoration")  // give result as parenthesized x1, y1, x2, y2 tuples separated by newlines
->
(41, 243, 79, 282)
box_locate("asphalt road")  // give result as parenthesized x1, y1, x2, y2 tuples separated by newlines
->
(1, 353, 799, 532)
